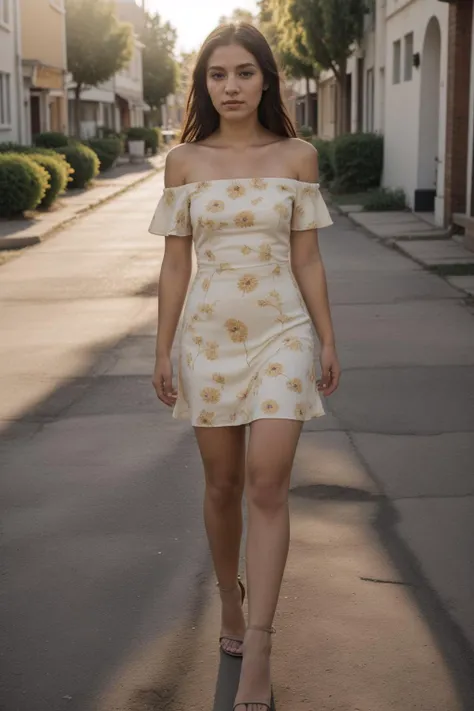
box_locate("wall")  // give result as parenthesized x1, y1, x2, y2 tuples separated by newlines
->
(467, 4, 474, 216)
(20, 0, 66, 70)
(115, 38, 143, 101)
(0, 0, 23, 142)
(383, 0, 448, 218)
(317, 71, 336, 140)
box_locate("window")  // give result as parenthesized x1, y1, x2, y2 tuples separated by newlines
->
(0, 72, 12, 126)
(0, 0, 10, 26)
(404, 32, 414, 81)
(393, 40, 401, 84)
(366, 68, 374, 131)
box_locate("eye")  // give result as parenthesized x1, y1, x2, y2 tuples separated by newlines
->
(210, 72, 225, 80)
(240, 71, 255, 78)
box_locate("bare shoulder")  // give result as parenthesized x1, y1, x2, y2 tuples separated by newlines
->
(286, 138, 319, 182)
(164, 143, 196, 187)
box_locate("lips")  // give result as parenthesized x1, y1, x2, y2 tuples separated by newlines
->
(223, 101, 243, 107)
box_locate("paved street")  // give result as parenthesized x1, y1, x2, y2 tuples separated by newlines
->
(1, 173, 474, 711)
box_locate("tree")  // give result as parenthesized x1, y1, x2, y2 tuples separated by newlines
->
(141, 13, 178, 121)
(285, 0, 368, 134)
(66, 0, 133, 137)
(219, 8, 256, 26)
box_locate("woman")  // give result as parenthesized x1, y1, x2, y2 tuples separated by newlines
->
(149, 22, 340, 711)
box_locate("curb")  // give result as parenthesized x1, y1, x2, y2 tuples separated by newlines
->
(0, 158, 165, 254)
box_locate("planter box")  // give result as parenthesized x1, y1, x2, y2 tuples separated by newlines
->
(129, 139, 145, 164)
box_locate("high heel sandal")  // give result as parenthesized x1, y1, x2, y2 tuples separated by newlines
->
(218, 577, 246, 657)
(233, 624, 276, 711)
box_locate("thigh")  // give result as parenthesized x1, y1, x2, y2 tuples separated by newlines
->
(194, 425, 246, 487)
(246, 419, 303, 489)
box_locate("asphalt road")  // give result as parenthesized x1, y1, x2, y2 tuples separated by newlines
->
(1, 173, 474, 711)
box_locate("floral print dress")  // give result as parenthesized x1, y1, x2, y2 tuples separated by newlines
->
(149, 177, 333, 427)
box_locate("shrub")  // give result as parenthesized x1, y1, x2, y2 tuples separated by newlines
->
(332, 132, 383, 192)
(86, 137, 123, 172)
(298, 125, 313, 141)
(54, 144, 100, 189)
(34, 132, 71, 149)
(311, 138, 334, 185)
(125, 126, 159, 155)
(153, 127, 162, 152)
(0, 154, 49, 217)
(28, 154, 70, 209)
(363, 187, 406, 211)
(0, 142, 64, 159)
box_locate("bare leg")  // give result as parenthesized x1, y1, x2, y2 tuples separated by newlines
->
(195, 425, 246, 655)
(234, 419, 302, 710)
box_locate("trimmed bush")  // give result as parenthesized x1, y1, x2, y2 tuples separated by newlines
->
(34, 132, 71, 149)
(153, 127, 162, 153)
(364, 187, 406, 211)
(311, 138, 334, 185)
(29, 154, 70, 209)
(125, 126, 159, 155)
(0, 154, 49, 217)
(298, 125, 313, 142)
(54, 144, 100, 189)
(332, 132, 383, 192)
(86, 137, 123, 172)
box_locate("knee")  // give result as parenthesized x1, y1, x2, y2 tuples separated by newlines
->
(205, 469, 243, 509)
(246, 465, 289, 513)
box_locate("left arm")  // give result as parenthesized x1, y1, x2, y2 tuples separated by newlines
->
(290, 142, 341, 395)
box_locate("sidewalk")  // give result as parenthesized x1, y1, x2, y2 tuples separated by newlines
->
(0, 153, 165, 254)
(336, 203, 474, 297)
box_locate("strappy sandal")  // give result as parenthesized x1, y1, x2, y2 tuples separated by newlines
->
(218, 577, 246, 657)
(233, 624, 275, 711)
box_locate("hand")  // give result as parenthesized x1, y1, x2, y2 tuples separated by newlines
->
(152, 356, 177, 407)
(318, 344, 341, 396)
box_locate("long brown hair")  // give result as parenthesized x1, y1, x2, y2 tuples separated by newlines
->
(180, 23, 296, 143)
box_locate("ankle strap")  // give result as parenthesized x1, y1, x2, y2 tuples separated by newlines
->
(247, 624, 276, 634)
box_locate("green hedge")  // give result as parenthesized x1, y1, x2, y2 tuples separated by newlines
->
(332, 132, 383, 192)
(34, 132, 71, 149)
(364, 187, 406, 211)
(125, 126, 159, 155)
(0, 154, 49, 217)
(54, 144, 100, 189)
(29, 154, 70, 209)
(311, 138, 334, 185)
(86, 137, 123, 172)
(298, 125, 313, 142)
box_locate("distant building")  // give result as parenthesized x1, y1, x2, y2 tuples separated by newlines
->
(20, 0, 68, 142)
(0, 0, 25, 143)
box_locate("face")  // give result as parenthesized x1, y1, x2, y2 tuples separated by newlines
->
(206, 43, 266, 121)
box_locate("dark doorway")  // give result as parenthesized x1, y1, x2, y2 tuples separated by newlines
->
(345, 74, 352, 133)
(30, 95, 41, 137)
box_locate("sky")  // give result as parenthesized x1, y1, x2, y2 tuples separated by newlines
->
(145, 0, 259, 53)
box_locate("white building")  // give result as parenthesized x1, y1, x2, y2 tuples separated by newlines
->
(0, 0, 26, 144)
(317, 0, 450, 226)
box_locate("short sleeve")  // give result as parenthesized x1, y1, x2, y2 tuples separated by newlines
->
(291, 182, 333, 231)
(148, 184, 192, 237)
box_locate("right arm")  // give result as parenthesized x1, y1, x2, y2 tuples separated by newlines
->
(153, 147, 193, 406)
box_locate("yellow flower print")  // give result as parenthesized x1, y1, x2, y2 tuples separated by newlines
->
(199, 303, 214, 315)
(295, 403, 306, 419)
(186, 352, 193, 367)
(261, 399, 279, 415)
(287, 378, 303, 393)
(206, 199, 224, 213)
(306, 221, 318, 230)
(202, 278, 210, 292)
(225, 318, 248, 343)
(197, 410, 216, 426)
(204, 341, 219, 360)
(266, 363, 283, 377)
(212, 373, 226, 387)
(293, 204, 305, 220)
(229, 412, 238, 423)
(251, 197, 264, 205)
(308, 364, 316, 383)
(235, 211, 255, 229)
(251, 178, 268, 190)
(283, 337, 303, 351)
(176, 208, 188, 230)
(241, 245, 252, 255)
(278, 183, 292, 192)
(272, 265, 281, 276)
(217, 262, 232, 273)
(238, 274, 259, 294)
(192, 181, 212, 196)
(164, 189, 175, 206)
(276, 314, 292, 324)
(205, 249, 216, 261)
(302, 184, 317, 197)
(259, 243, 272, 262)
(274, 202, 290, 220)
(198, 217, 217, 230)
(237, 389, 248, 400)
(200, 386, 221, 404)
(227, 183, 246, 199)
(193, 335, 203, 346)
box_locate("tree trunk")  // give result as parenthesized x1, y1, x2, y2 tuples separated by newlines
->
(74, 84, 82, 139)
(305, 75, 311, 129)
(336, 60, 348, 137)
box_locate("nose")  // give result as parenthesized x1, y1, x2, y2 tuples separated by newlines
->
(225, 73, 239, 95)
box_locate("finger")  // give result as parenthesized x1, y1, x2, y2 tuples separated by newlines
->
(161, 374, 177, 406)
(324, 367, 340, 396)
